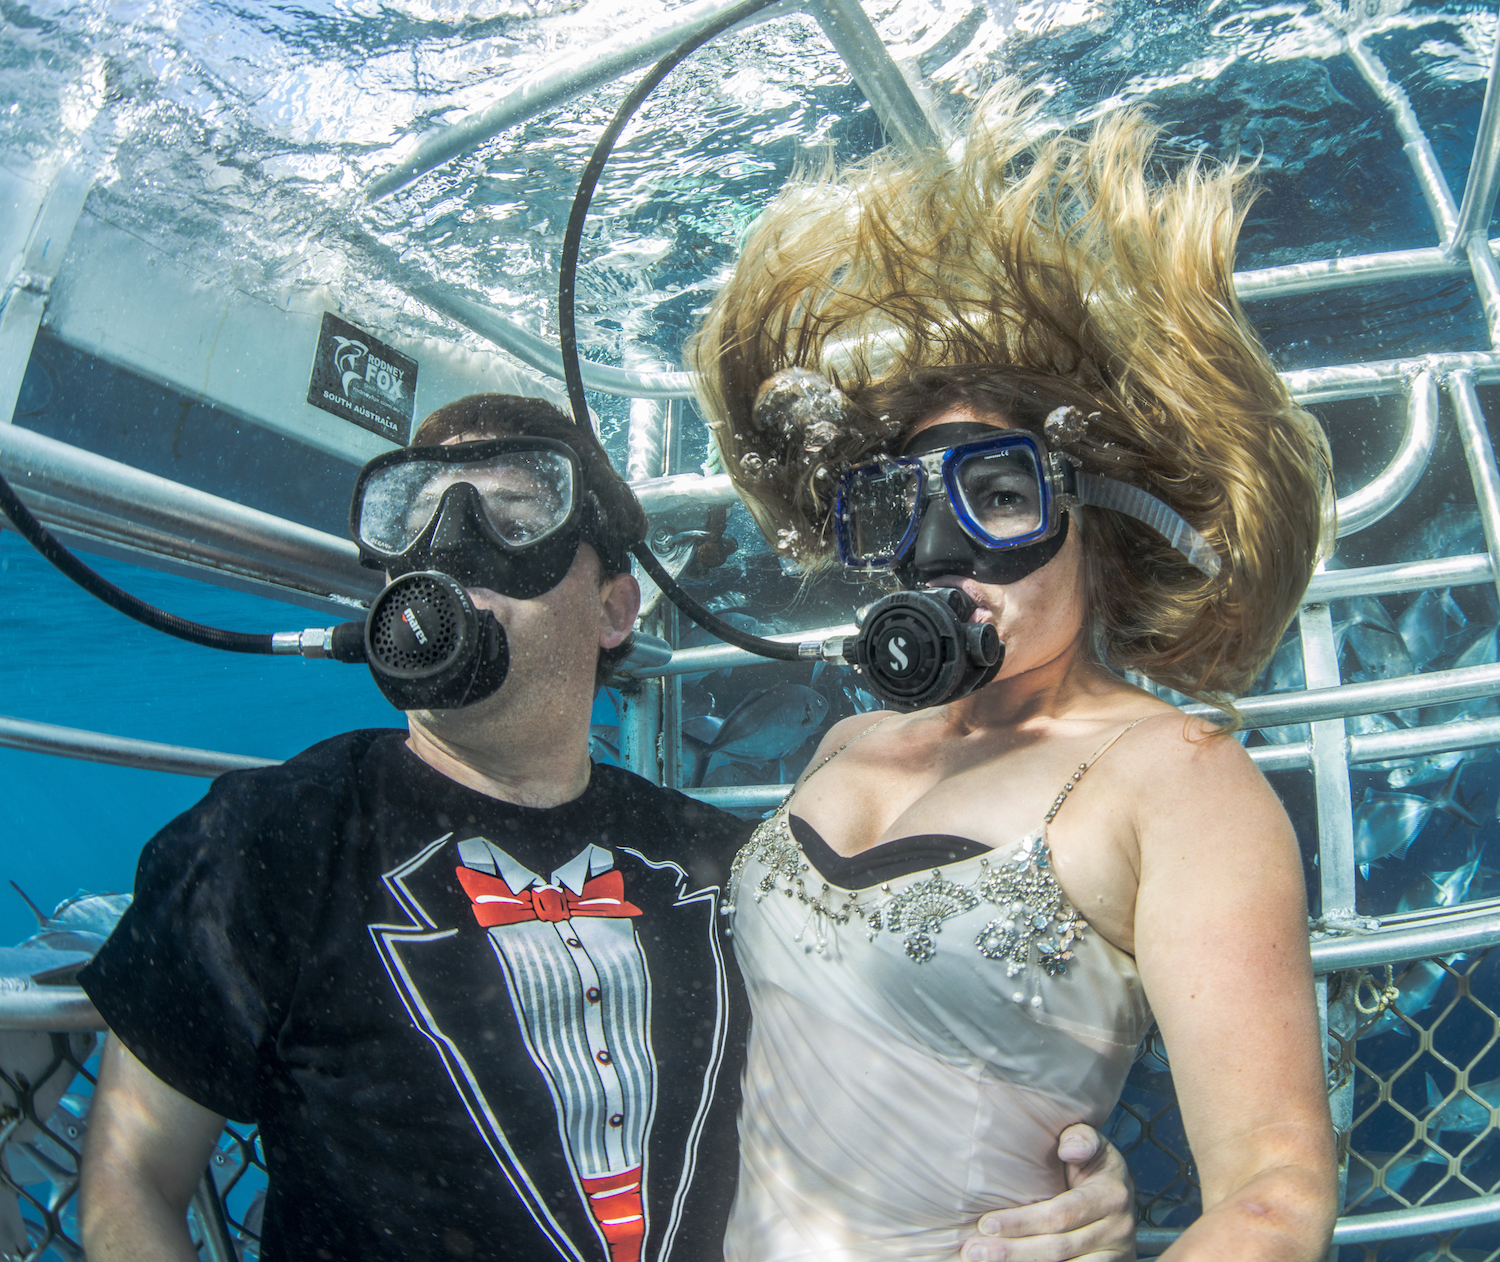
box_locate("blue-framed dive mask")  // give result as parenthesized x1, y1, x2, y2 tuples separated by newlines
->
(834, 422, 1221, 586)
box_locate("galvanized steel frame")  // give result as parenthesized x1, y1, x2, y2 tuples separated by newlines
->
(9, 4, 1500, 1258)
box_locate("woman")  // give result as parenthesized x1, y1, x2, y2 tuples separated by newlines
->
(688, 93, 1338, 1261)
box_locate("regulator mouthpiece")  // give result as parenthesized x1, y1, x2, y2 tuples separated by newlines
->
(364, 571, 509, 710)
(850, 589, 1003, 711)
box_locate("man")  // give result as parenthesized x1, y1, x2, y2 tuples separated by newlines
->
(78, 394, 1137, 1262)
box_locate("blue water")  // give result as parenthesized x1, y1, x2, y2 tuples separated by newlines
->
(0, 532, 396, 945)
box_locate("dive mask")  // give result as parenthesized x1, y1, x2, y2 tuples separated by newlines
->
(349, 436, 604, 711)
(351, 437, 599, 599)
(834, 423, 1221, 585)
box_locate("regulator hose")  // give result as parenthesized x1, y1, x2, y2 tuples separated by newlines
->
(0, 467, 277, 654)
(556, 0, 804, 665)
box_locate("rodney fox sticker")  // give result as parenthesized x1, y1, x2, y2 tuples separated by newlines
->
(307, 312, 418, 443)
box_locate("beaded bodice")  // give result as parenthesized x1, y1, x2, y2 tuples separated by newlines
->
(728, 716, 1145, 975)
(731, 814, 1085, 972)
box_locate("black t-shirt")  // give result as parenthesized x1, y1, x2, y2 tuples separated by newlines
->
(81, 729, 753, 1262)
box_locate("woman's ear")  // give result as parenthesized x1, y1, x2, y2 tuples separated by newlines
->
(599, 572, 642, 649)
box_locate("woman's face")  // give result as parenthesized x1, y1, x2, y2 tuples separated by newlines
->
(901, 405, 1090, 682)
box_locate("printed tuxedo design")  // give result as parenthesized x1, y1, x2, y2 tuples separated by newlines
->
(369, 832, 733, 1262)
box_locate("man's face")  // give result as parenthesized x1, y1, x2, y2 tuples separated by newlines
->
(399, 426, 640, 732)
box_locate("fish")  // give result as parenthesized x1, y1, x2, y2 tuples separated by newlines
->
(1426, 1070, 1500, 1135)
(1254, 635, 1312, 745)
(1399, 587, 1469, 671)
(1470, 864, 1500, 900)
(11, 886, 132, 954)
(1354, 788, 1433, 875)
(704, 684, 830, 765)
(0, 947, 93, 986)
(842, 680, 882, 715)
(1352, 765, 1479, 876)
(588, 724, 620, 765)
(1346, 711, 1415, 772)
(677, 610, 764, 687)
(1396, 842, 1486, 914)
(681, 716, 724, 745)
(1344, 1146, 1447, 1205)
(1404, 505, 1485, 561)
(700, 757, 780, 789)
(1422, 624, 1500, 727)
(1344, 621, 1415, 683)
(1387, 746, 1492, 791)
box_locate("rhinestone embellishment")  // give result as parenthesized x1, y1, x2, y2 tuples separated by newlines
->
(884, 871, 980, 962)
(731, 813, 1085, 975)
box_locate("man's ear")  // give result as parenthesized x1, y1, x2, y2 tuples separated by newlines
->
(599, 572, 641, 649)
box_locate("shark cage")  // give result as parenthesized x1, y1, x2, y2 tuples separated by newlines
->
(4, 0, 1500, 1258)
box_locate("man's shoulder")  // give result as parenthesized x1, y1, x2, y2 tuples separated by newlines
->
(213, 727, 408, 795)
(588, 763, 755, 847)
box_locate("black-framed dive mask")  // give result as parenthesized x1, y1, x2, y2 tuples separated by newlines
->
(350, 437, 590, 600)
(834, 425, 1221, 586)
(348, 437, 601, 712)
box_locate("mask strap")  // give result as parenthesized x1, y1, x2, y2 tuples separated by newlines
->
(1074, 472, 1222, 578)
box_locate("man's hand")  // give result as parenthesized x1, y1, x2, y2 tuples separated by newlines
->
(959, 1125, 1136, 1262)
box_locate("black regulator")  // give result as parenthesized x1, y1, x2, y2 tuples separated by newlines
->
(848, 590, 1004, 711)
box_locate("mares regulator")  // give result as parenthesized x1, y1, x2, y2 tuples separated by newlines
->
(0, 0, 1001, 714)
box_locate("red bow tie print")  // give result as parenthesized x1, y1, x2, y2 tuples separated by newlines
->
(455, 866, 643, 928)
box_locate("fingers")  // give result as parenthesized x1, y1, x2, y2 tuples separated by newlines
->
(1058, 1123, 1103, 1170)
(958, 1128, 1137, 1262)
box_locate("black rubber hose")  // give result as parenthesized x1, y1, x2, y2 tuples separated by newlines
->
(630, 543, 803, 661)
(558, 0, 780, 428)
(0, 467, 277, 654)
(559, 0, 807, 665)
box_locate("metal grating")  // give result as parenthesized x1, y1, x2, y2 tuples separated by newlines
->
(6, 3, 1500, 1260)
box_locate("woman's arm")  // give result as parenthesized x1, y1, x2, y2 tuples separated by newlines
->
(1130, 721, 1337, 1261)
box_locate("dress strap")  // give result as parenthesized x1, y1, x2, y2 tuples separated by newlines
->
(1043, 717, 1150, 825)
(788, 715, 891, 798)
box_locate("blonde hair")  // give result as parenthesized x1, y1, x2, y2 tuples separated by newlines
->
(687, 91, 1333, 702)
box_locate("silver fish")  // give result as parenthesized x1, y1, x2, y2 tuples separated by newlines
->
(1354, 788, 1433, 875)
(1422, 624, 1500, 727)
(588, 724, 620, 765)
(1397, 843, 1485, 913)
(1255, 636, 1311, 745)
(842, 680, 882, 715)
(1387, 746, 1492, 791)
(1361, 959, 1453, 1039)
(1404, 506, 1485, 561)
(1426, 1070, 1500, 1135)
(678, 610, 764, 687)
(1345, 1146, 1447, 1204)
(1353, 765, 1480, 875)
(705, 683, 830, 764)
(1344, 621, 1415, 683)
(1346, 711, 1414, 772)
(1399, 587, 1469, 671)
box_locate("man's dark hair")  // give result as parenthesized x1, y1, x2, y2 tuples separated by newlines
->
(411, 394, 647, 687)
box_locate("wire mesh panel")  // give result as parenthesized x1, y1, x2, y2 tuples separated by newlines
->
(0, 1033, 95, 1262)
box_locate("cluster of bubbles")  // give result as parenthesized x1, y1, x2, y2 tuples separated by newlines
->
(751, 368, 853, 454)
(1042, 405, 1095, 450)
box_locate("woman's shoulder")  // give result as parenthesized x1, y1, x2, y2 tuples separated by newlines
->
(1107, 709, 1290, 848)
